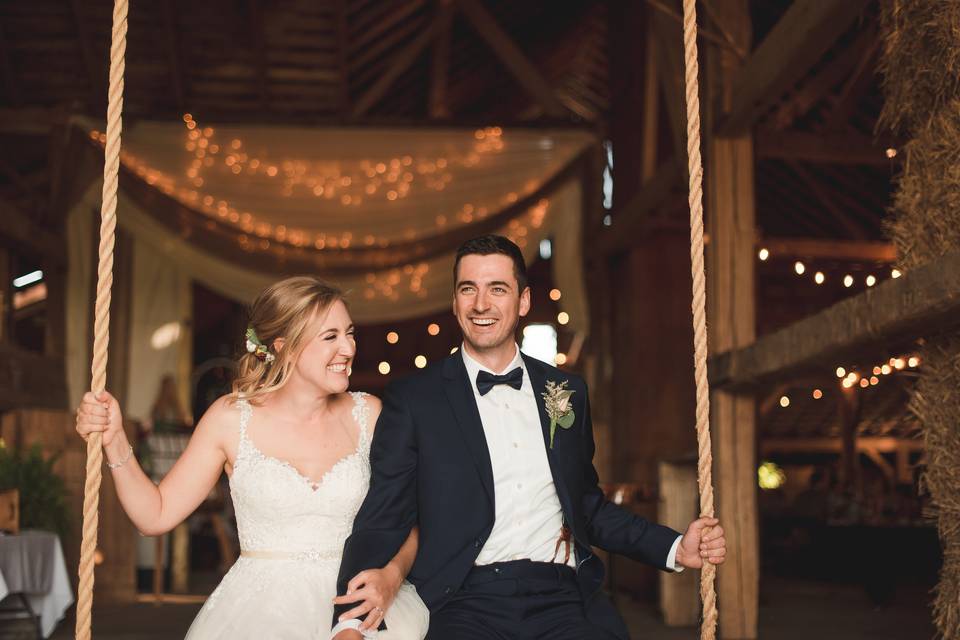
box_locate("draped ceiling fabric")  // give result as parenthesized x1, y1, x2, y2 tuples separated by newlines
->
(67, 118, 595, 417)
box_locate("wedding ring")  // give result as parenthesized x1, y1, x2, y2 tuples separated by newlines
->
(373, 606, 384, 615)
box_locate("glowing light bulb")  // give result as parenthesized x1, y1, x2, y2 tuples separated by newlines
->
(549, 289, 562, 301)
(378, 361, 391, 375)
(414, 355, 427, 369)
(386, 331, 399, 344)
(836, 367, 846, 378)
(794, 261, 806, 275)
(843, 275, 854, 288)
(814, 271, 825, 284)
(866, 275, 877, 287)
(812, 389, 823, 400)
(427, 323, 440, 336)
(557, 312, 570, 325)
(758, 248, 769, 261)
(891, 268, 902, 279)
(779, 395, 790, 408)
(555, 353, 568, 366)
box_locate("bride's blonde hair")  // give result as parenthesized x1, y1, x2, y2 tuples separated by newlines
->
(231, 276, 344, 404)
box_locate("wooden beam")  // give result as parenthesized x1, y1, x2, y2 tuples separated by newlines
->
(823, 33, 880, 131)
(250, 0, 268, 109)
(641, 17, 658, 182)
(0, 198, 65, 265)
(352, 17, 437, 117)
(756, 129, 892, 166)
(161, 0, 186, 111)
(429, 0, 454, 118)
(761, 436, 924, 454)
(768, 25, 877, 131)
(336, 0, 350, 116)
(759, 237, 896, 262)
(651, 9, 687, 161)
(787, 160, 869, 239)
(597, 159, 683, 254)
(0, 18, 20, 106)
(454, 0, 567, 118)
(710, 249, 960, 391)
(717, 0, 873, 136)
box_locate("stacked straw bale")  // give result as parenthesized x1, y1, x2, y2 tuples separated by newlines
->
(879, 1, 960, 636)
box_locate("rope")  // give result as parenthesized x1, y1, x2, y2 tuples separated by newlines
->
(75, 0, 127, 638)
(679, 1, 718, 639)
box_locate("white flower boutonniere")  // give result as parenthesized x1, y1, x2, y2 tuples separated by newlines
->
(542, 380, 576, 448)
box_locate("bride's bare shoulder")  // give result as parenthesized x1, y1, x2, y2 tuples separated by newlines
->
(194, 394, 244, 436)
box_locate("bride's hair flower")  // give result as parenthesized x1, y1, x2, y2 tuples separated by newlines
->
(245, 327, 276, 363)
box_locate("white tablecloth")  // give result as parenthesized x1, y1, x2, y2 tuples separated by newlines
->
(0, 530, 74, 638)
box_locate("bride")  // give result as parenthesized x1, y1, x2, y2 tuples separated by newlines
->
(75, 276, 429, 639)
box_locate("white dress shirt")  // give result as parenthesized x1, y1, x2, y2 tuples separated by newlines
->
(462, 345, 576, 567)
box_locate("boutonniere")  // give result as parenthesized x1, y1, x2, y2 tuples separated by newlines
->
(542, 380, 576, 448)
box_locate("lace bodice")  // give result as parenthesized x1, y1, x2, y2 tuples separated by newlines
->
(229, 392, 371, 561)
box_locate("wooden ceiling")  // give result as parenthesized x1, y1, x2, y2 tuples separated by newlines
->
(0, 0, 895, 251)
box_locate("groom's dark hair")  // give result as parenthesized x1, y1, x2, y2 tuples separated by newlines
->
(454, 235, 528, 292)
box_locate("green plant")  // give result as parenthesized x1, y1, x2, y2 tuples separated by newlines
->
(0, 443, 70, 538)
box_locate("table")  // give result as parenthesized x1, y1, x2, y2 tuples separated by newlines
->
(0, 530, 74, 638)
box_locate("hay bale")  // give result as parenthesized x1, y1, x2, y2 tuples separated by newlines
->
(880, 1, 960, 636)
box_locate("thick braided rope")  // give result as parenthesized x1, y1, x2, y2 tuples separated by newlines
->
(75, 1, 127, 638)
(679, 1, 718, 639)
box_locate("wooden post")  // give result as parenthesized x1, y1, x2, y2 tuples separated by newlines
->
(0, 247, 9, 343)
(658, 461, 699, 626)
(706, 1, 758, 637)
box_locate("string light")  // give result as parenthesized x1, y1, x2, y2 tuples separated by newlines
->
(859, 378, 869, 388)
(555, 353, 568, 365)
(557, 312, 570, 325)
(891, 268, 902, 279)
(812, 389, 823, 400)
(414, 355, 427, 369)
(779, 395, 790, 408)
(814, 271, 825, 284)
(758, 248, 769, 261)
(843, 275, 854, 288)
(794, 261, 806, 275)
(836, 367, 846, 378)
(886, 147, 897, 159)
(865, 275, 877, 287)
(427, 323, 440, 336)
(549, 288, 562, 301)
(386, 331, 399, 344)
(88, 121, 552, 267)
(908, 356, 920, 367)
(378, 361, 391, 375)
(869, 376, 879, 386)
(450, 347, 459, 354)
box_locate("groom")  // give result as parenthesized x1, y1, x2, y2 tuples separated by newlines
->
(333, 235, 726, 639)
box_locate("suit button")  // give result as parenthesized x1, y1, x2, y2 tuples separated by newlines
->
(493, 567, 501, 575)
(444, 586, 452, 595)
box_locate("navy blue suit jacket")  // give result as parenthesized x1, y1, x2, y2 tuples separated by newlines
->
(335, 352, 680, 638)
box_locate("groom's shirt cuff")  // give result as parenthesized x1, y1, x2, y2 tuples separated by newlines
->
(331, 619, 376, 638)
(667, 535, 684, 573)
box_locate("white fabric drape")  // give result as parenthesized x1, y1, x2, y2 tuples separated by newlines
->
(65, 120, 594, 420)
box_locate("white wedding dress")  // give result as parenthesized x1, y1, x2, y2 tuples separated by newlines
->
(185, 392, 429, 639)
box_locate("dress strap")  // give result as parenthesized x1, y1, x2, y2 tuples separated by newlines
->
(349, 391, 370, 451)
(237, 399, 253, 445)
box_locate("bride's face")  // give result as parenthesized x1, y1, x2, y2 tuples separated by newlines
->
(291, 299, 356, 395)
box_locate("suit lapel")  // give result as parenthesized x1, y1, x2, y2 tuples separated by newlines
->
(522, 354, 575, 523)
(442, 354, 496, 508)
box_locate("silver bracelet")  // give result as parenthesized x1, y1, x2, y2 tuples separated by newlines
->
(106, 444, 134, 470)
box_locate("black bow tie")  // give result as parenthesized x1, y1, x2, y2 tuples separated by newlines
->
(476, 367, 523, 396)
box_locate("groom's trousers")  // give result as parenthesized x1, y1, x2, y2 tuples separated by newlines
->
(424, 560, 624, 640)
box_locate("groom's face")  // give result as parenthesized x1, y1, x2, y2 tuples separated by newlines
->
(453, 253, 530, 353)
